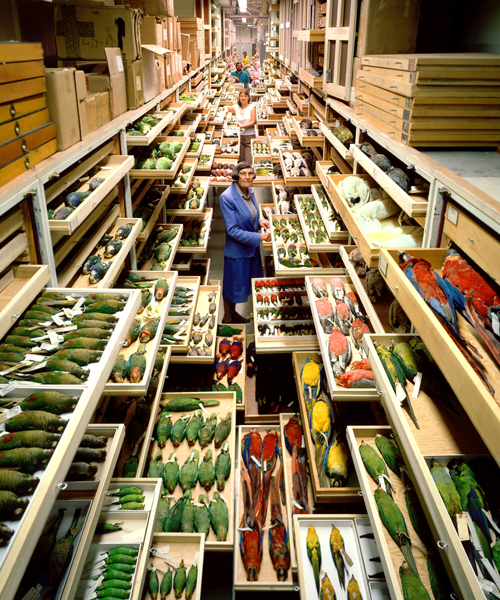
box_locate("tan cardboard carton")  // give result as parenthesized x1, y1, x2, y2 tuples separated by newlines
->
(45, 67, 81, 151)
(156, 56, 165, 95)
(141, 16, 165, 47)
(142, 44, 169, 102)
(96, 92, 111, 128)
(85, 94, 98, 133)
(84, 48, 127, 119)
(74, 70, 88, 139)
(125, 60, 144, 109)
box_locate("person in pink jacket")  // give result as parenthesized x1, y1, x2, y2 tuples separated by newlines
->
(250, 61, 261, 83)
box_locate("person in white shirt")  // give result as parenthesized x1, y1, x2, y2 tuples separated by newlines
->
(226, 89, 256, 164)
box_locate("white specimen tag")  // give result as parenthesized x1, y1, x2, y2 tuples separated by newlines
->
(122, 529, 144, 543)
(20, 583, 43, 600)
(465, 512, 478, 546)
(378, 475, 387, 493)
(74, 297, 85, 310)
(162, 556, 179, 569)
(41, 342, 57, 352)
(251, 455, 262, 468)
(192, 551, 199, 567)
(237, 527, 253, 532)
(71, 309, 83, 317)
(53, 325, 78, 333)
(190, 451, 195, 461)
(412, 373, 422, 398)
(481, 558, 500, 590)
(155, 544, 170, 554)
(0, 404, 22, 422)
(290, 497, 303, 510)
(219, 493, 227, 504)
(166, 453, 177, 463)
(0, 380, 19, 398)
(477, 576, 500, 597)
(52, 314, 65, 326)
(340, 548, 354, 567)
(483, 508, 500, 535)
(395, 382, 406, 404)
(492, 312, 500, 336)
(24, 354, 47, 362)
(198, 402, 209, 414)
(223, 441, 229, 452)
(181, 414, 191, 421)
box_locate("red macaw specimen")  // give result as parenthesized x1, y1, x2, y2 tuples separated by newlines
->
(257, 429, 279, 525)
(241, 430, 262, 511)
(329, 328, 352, 375)
(240, 479, 263, 581)
(268, 476, 290, 581)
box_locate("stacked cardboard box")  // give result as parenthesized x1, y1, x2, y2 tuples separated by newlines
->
(178, 18, 204, 69)
(354, 53, 500, 147)
(0, 42, 57, 186)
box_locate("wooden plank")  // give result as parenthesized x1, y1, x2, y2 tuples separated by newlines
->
(0, 43, 44, 63)
(0, 207, 24, 245)
(0, 138, 57, 187)
(0, 61, 45, 85)
(0, 123, 56, 167)
(0, 233, 27, 272)
(0, 77, 47, 104)
(361, 64, 500, 84)
(0, 94, 46, 124)
(361, 53, 500, 71)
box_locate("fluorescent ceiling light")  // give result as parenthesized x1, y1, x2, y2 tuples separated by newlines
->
(242, 17, 247, 22)
(238, 0, 247, 12)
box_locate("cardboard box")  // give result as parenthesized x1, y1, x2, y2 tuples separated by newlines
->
(164, 54, 173, 89)
(96, 92, 111, 128)
(175, 22, 182, 52)
(74, 70, 88, 139)
(167, 18, 175, 51)
(142, 44, 169, 102)
(54, 5, 142, 62)
(85, 94, 98, 133)
(84, 48, 127, 120)
(181, 34, 190, 61)
(156, 56, 165, 95)
(45, 67, 81, 151)
(189, 40, 199, 69)
(178, 18, 203, 31)
(141, 16, 164, 47)
(125, 60, 144, 109)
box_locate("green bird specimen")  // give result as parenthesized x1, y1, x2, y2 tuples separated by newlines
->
(148, 567, 159, 600)
(199, 413, 217, 447)
(390, 340, 420, 381)
(452, 474, 491, 545)
(375, 434, 406, 477)
(165, 496, 185, 533)
(122, 455, 138, 478)
(319, 573, 335, 600)
(180, 490, 195, 533)
(174, 559, 187, 598)
(330, 524, 347, 590)
(214, 412, 232, 448)
(160, 567, 173, 600)
(185, 410, 204, 445)
(429, 461, 463, 527)
(215, 443, 231, 492)
(374, 487, 418, 576)
(194, 495, 211, 536)
(448, 459, 489, 509)
(405, 484, 433, 548)
(156, 411, 172, 448)
(399, 561, 431, 600)
(161, 397, 220, 411)
(148, 450, 165, 479)
(209, 491, 228, 541)
(375, 342, 419, 429)
(163, 452, 179, 494)
(359, 441, 393, 498)
(185, 562, 198, 600)
(197, 449, 215, 491)
(179, 449, 200, 491)
(427, 551, 454, 600)
(155, 497, 170, 532)
(45, 509, 84, 585)
(171, 415, 190, 447)
(306, 525, 321, 594)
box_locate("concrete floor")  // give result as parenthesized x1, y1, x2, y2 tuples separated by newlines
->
(421, 148, 500, 202)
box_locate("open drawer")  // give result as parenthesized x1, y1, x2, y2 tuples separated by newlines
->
(0, 265, 50, 340)
(319, 121, 354, 163)
(327, 174, 424, 268)
(172, 208, 213, 254)
(214, 328, 246, 411)
(292, 352, 361, 503)
(165, 102, 188, 125)
(126, 111, 174, 146)
(160, 276, 201, 355)
(131, 181, 170, 243)
(164, 176, 210, 216)
(378, 248, 500, 463)
(291, 116, 324, 147)
(138, 223, 183, 272)
(279, 149, 320, 186)
(304, 275, 383, 399)
(47, 155, 134, 235)
(186, 132, 206, 158)
(294, 194, 349, 253)
(351, 145, 428, 219)
(311, 184, 347, 241)
(129, 137, 190, 180)
(196, 144, 216, 172)
(169, 158, 199, 194)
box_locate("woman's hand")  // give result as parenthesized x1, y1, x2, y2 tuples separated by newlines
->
(260, 231, 271, 242)
(259, 219, 270, 229)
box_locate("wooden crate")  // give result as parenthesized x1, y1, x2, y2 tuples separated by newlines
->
(126, 111, 174, 146)
(0, 265, 50, 340)
(294, 514, 373, 600)
(138, 223, 183, 272)
(58, 217, 142, 289)
(378, 248, 500, 465)
(161, 276, 201, 355)
(350, 145, 428, 218)
(293, 194, 348, 252)
(47, 155, 134, 235)
(102, 271, 177, 395)
(170, 284, 221, 364)
(251, 277, 319, 353)
(234, 425, 297, 590)
(129, 137, 190, 180)
(304, 275, 383, 400)
(144, 391, 237, 551)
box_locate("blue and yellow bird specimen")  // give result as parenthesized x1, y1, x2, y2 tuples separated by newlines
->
(330, 524, 347, 590)
(306, 525, 322, 595)
(301, 358, 321, 418)
(309, 399, 332, 488)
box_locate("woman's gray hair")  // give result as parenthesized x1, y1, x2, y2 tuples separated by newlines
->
(231, 162, 255, 181)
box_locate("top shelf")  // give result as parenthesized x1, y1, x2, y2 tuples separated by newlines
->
(296, 30, 325, 42)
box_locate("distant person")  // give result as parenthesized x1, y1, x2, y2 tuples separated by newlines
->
(250, 61, 261, 83)
(243, 51, 250, 65)
(230, 61, 250, 89)
(226, 89, 256, 164)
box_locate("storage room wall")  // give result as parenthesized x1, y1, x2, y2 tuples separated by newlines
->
(233, 24, 252, 59)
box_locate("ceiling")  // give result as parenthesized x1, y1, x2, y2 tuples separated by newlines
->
(218, 0, 268, 25)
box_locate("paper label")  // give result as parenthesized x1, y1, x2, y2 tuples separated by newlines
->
(73, 297, 85, 310)
(378, 253, 388, 277)
(457, 512, 469, 540)
(340, 548, 354, 567)
(0, 404, 22, 421)
(24, 354, 47, 363)
(198, 402, 208, 414)
(395, 382, 406, 404)
(0, 380, 20, 397)
(412, 373, 422, 398)
(41, 342, 57, 351)
(52, 314, 65, 326)
(446, 205, 459, 226)
(116, 55, 124, 72)
(136, 76, 142, 91)
(251, 455, 262, 468)
(20, 584, 43, 600)
(122, 529, 145, 543)
(492, 312, 500, 336)
(477, 576, 500, 597)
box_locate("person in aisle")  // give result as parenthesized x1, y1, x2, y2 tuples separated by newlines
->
(226, 89, 256, 164)
(250, 61, 262, 84)
(230, 61, 250, 88)
(219, 162, 271, 323)
(243, 51, 250, 65)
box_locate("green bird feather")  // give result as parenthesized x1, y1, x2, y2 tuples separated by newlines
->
(429, 461, 463, 527)
(163, 452, 179, 494)
(160, 567, 173, 600)
(375, 434, 406, 477)
(375, 487, 418, 576)
(185, 563, 198, 600)
(448, 459, 489, 509)
(209, 491, 228, 541)
(194, 494, 211, 536)
(405, 484, 433, 548)
(148, 450, 165, 479)
(306, 525, 321, 594)
(390, 340, 420, 381)
(173, 559, 186, 598)
(359, 441, 393, 498)
(375, 343, 419, 429)
(148, 567, 159, 600)
(400, 561, 431, 600)
(179, 449, 199, 491)
(427, 551, 454, 600)
(492, 538, 500, 572)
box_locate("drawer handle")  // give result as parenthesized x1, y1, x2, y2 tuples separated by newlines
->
(21, 140, 28, 153)
(467, 238, 474, 242)
(437, 540, 447, 550)
(391, 285, 398, 290)
(24, 156, 31, 170)
(357, 490, 364, 497)
(10, 105, 16, 118)
(12, 314, 20, 319)
(377, 390, 384, 396)
(57, 482, 68, 491)
(14, 122, 21, 135)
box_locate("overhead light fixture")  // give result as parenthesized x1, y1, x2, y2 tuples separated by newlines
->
(238, 0, 247, 12)
(242, 17, 247, 22)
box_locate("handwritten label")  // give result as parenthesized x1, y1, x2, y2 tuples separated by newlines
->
(0, 404, 22, 422)
(446, 205, 459, 226)
(378, 253, 388, 278)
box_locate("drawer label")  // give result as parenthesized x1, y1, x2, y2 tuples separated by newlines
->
(378, 253, 388, 277)
(446, 205, 459, 226)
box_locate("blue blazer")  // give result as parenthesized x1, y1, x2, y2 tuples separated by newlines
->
(220, 183, 261, 258)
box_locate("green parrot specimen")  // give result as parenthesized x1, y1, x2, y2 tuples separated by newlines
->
(359, 441, 393, 498)
(374, 487, 418, 576)
(448, 459, 489, 509)
(306, 525, 321, 594)
(429, 461, 463, 527)
(452, 474, 491, 545)
(390, 340, 419, 381)
(404, 484, 433, 548)
(427, 551, 454, 600)
(374, 342, 419, 429)
(399, 561, 431, 600)
(375, 434, 406, 477)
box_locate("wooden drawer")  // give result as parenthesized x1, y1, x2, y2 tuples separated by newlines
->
(137, 223, 183, 273)
(0, 138, 57, 187)
(0, 93, 46, 124)
(0, 76, 46, 105)
(169, 158, 199, 193)
(132, 181, 170, 243)
(196, 144, 216, 172)
(291, 116, 324, 147)
(0, 108, 51, 144)
(171, 208, 213, 254)
(378, 248, 500, 464)
(0, 122, 56, 167)
(126, 111, 174, 146)
(294, 193, 348, 252)
(185, 132, 206, 158)
(319, 121, 353, 163)
(160, 276, 200, 355)
(164, 175, 209, 215)
(129, 136, 190, 180)
(299, 68, 324, 91)
(279, 148, 320, 186)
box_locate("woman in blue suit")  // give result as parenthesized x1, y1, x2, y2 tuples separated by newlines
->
(220, 162, 271, 323)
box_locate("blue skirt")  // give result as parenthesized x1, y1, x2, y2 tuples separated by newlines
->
(223, 253, 264, 303)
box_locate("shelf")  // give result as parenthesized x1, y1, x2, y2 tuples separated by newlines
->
(161, 276, 200, 355)
(171, 207, 213, 253)
(291, 116, 325, 147)
(378, 248, 500, 464)
(129, 136, 190, 180)
(164, 175, 210, 216)
(296, 30, 325, 42)
(319, 121, 354, 162)
(126, 111, 174, 146)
